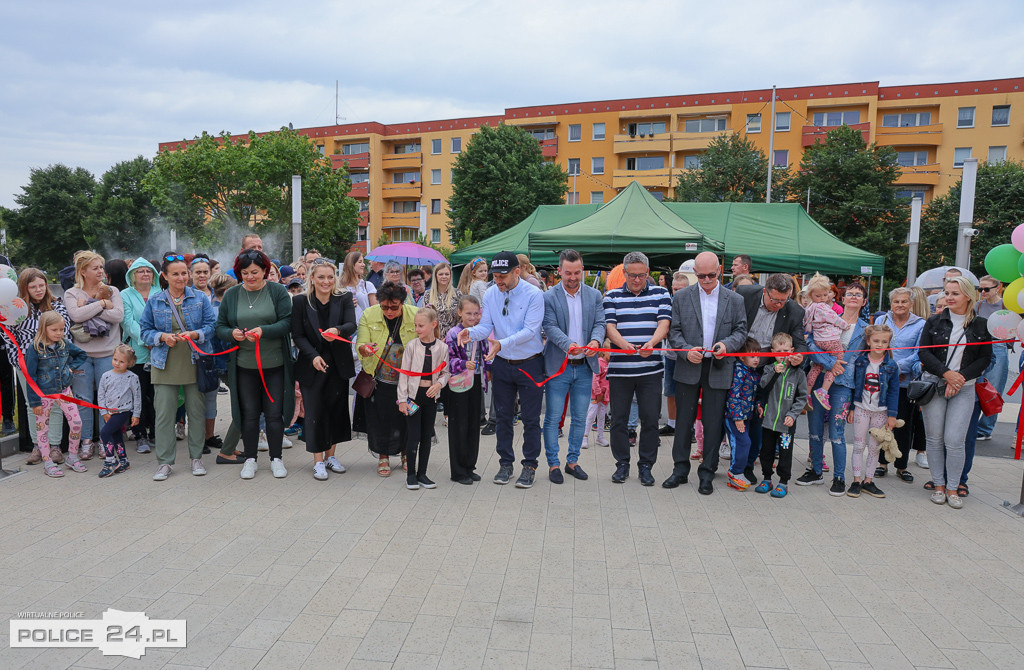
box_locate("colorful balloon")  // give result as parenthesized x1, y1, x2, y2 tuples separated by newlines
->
(985, 244, 1023, 283)
(987, 309, 1022, 340)
(1004, 278, 1024, 314)
(0, 278, 17, 305)
(1013, 223, 1024, 253)
(0, 264, 16, 283)
(0, 297, 27, 326)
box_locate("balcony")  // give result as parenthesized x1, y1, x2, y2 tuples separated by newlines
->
(895, 164, 941, 186)
(539, 137, 558, 158)
(613, 134, 672, 154)
(382, 152, 423, 170)
(874, 123, 944, 147)
(356, 211, 369, 226)
(349, 241, 368, 253)
(670, 129, 734, 150)
(802, 122, 870, 147)
(331, 152, 369, 170)
(382, 211, 420, 226)
(381, 182, 422, 199)
(350, 182, 369, 198)
(611, 169, 674, 189)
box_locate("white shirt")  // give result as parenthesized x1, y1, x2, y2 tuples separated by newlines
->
(564, 285, 584, 359)
(699, 282, 720, 356)
(948, 311, 967, 374)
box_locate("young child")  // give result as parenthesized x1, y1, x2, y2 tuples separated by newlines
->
(97, 343, 143, 477)
(846, 324, 900, 499)
(24, 312, 88, 478)
(446, 295, 491, 484)
(725, 338, 764, 490)
(585, 343, 611, 448)
(755, 332, 809, 498)
(398, 308, 450, 490)
(804, 273, 851, 410)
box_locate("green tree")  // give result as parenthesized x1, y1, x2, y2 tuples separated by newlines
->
(671, 133, 791, 202)
(790, 125, 909, 281)
(84, 156, 158, 254)
(448, 124, 567, 241)
(919, 160, 1024, 275)
(6, 164, 96, 271)
(144, 128, 359, 258)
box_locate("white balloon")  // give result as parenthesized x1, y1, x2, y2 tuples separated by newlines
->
(0, 297, 27, 326)
(0, 278, 17, 304)
(987, 309, 1022, 340)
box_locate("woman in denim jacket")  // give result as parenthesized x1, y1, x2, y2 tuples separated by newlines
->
(140, 253, 217, 482)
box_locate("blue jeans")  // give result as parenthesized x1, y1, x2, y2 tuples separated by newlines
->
(543, 363, 593, 467)
(71, 354, 113, 442)
(807, 382, 852, 481)
(977, 342, 1008, 437)
(724, 417, 752, 476)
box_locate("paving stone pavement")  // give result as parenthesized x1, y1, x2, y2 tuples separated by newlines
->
(1, 401, 1023, 669)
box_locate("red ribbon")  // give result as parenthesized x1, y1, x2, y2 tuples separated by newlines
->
(1009, 367, 1024, 460)
(319, 329, 446, 377)
(0, 323, 118, 412)
(182, 333, 273, 402)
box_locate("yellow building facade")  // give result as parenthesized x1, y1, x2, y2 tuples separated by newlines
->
(161, 77, 1023, 253)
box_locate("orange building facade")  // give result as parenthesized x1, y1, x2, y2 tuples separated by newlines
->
(158, 77, 1024, 253)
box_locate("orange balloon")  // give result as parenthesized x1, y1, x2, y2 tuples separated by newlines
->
(605, 264, 625, 291)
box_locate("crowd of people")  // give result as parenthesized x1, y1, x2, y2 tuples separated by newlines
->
(1, 239, 1005, 510)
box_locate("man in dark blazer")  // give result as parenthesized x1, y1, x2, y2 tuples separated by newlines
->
(734, 274, 807, 482)
(664, 252, 748, 494)
(541, 249, 606, 484)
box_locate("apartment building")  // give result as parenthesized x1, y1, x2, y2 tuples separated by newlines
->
(158, 77, 1023, 252)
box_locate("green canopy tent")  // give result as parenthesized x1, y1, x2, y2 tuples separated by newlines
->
(449, 203, 600, 266)
(663, 202, 885, 276)
(528, 181, 723, 266)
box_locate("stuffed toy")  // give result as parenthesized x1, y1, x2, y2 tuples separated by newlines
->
(869, 418, 905, 464)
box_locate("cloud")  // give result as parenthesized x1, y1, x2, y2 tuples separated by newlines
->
(2, 0, 1023, 207)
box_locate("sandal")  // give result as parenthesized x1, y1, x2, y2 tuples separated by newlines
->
(896, 470, 914, 483)
(378, 457, 391, 477)
(923, 480, 935, 490)
(957, 484, 969, 498)
(43, 461, 64, 478)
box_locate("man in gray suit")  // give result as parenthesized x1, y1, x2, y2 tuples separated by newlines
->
(542, 249, 606, 483)
(663, 252, 749, 494)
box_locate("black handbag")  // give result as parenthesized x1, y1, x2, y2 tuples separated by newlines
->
(906, 380, 937, 406)
(168, 291, 220, 393)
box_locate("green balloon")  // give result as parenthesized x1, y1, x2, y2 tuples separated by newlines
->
(986, 244, 1022, 283)
(1016, 252, 1024, 279)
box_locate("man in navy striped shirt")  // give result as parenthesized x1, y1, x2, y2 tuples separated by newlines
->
(603, 251, 672, 486)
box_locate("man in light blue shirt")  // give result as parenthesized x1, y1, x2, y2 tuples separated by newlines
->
(458, 251, 545, 489)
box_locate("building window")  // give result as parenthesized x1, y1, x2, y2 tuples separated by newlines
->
(342, 142, 369, 155)
(393, 142, 420, 154)
(882, 112, 931, 127)
(683, 155, 701, 169)
(526, 128, 554, 140)
(567, 159, 580, 176)
(431, 138, 441, 154)
(592, 123, 606, 140)
(684, 118, 726, 133)
(317, 145, 325, 156)
(649, 191, 664, 201)
(451, 137, 461, 153)
(811, 111, 861, 126)
(953, 147, 972, 168)
(992, 105, 1011, 126)
(431, 199, 441, 214)
(591, 191, 604, 204)
(775, 112, 791, 132)
(357, 199, 369, 211)
(357, 227, 368, 241)
(988, 146, 1007, 164)
(349, 172, 369, 184)
(568, 124, 582, 142)
(392, 201, 418, 213)
(626, 121, 666, 137)
(430, 228, 441, 244)
(592, 157, 604, 175)
(746, 114, 761, 133)
(773, 150, 789, 167)
(957, 107, 975, 128)
(430, 169, 441, 185)
(896, 188, 927, 202)
(896, 150, 929, 167)
(385, 228, 419, 242)
(626, 156, 665, 170)
(567, 192, 579, 204)
(392, 171, 420, 183)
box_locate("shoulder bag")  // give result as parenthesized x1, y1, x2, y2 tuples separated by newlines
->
(449, 341, 477, 393)
(168, 292, 220, 393)
(910, 330, 966, 407)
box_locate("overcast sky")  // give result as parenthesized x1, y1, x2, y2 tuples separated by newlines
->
(2, 0, 1023, 208)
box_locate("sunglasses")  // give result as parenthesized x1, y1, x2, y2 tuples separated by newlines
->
(164, 254, 185, 262)
(980, 286, 997, 293)
(310, 257, 334, 267)
(695, 272, 718, 280)
(190, 257, 210, 266)
(502, 294, 510, 316)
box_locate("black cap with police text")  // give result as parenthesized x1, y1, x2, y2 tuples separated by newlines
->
(490, 251, 519, 274)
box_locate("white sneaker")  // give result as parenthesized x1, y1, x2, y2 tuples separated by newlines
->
(191, 458, 206, 476)
(282, 436, 293, 448)
(258, 432, 269, 451)
(241, 458, 257, 479)
(270, 458, 287, 478)
(313, 461, 328, 481)
(719, 442, 731, 461)
(325, 456, 346, 473)
(915, 452, 929, 469)
(153, 464, 172, 481)
(596, 435, 609, 447)
(80, 440, 94, 461)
